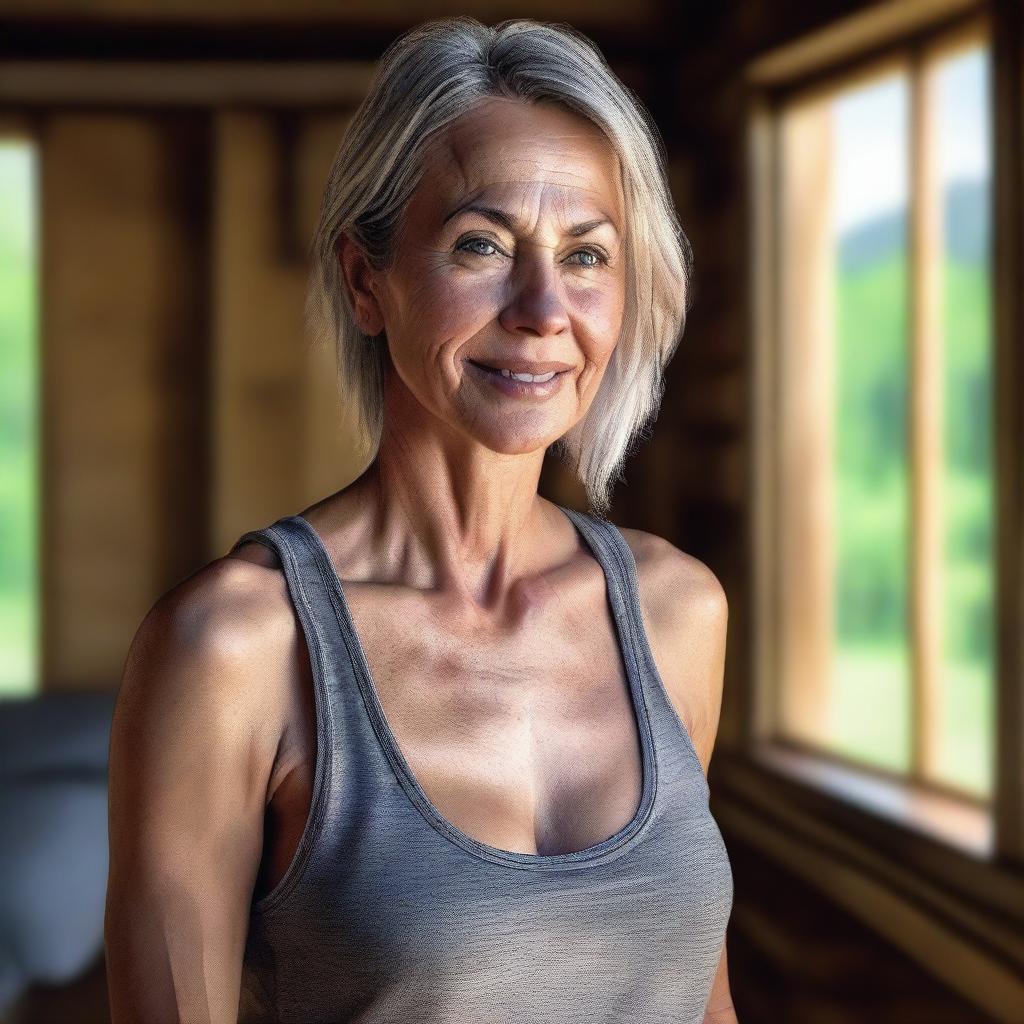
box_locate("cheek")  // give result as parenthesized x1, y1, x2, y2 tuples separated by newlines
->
(415, 281, 501, 385)
(443, 271, 504, 323)
(403, 264, 499, 341)
(573, 281, 623, 323)
(569, 282, 625, 360)
(385, 272, 493, 393)
(385, 273, 457, 353)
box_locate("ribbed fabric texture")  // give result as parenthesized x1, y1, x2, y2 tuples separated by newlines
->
(232, 506, 733, 1024)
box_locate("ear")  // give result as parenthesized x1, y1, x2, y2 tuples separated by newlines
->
(335, 231, 385, 337)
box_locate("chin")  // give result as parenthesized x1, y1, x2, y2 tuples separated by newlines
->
(470, 423, 563, 457)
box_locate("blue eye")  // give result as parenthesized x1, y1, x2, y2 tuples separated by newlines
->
(456, 236, 609, 267)
(571, 248, 607, 268)
(459, 237, 500, 257)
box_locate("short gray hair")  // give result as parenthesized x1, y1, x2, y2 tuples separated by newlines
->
(305, 16, 693, 516)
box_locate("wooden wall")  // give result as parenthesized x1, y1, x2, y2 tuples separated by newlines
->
(41, 112, 209, 689)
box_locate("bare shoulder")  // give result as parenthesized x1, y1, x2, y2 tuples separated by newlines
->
(127, 545, 294, 694)
(616, 526, 729, 777)
(616, 527, 728, 618)
(113, 547, 298, 793)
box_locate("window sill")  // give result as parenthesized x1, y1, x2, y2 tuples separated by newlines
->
(746, 740, 992, 859)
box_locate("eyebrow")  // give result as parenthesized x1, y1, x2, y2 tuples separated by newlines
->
(442, 201, 617, 238)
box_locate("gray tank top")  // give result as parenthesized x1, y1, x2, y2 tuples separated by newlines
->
(231, 506, 733, 1024)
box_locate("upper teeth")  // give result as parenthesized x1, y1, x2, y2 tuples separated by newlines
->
(500, 368, 557, 383)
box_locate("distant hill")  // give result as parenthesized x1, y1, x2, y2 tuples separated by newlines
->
(838, 177, 989, 271)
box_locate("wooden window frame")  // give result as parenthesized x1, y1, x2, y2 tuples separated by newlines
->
(714, 0, 1024, 1019)
(757, 11, 996, 835)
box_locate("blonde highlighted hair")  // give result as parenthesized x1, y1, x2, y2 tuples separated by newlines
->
(305, 16, 693, 516)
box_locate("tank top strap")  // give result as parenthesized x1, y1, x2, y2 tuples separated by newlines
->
(560, 506, 710, 797)
(560, 505, 652, 676)
(229, 516, 337, 647)
(227, 516, 349, 914)
(228, 517, 350, 721)
(231, 518, 307, 607)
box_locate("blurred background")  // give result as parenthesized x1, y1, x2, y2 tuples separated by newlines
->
(1, 0, 1022, 1021)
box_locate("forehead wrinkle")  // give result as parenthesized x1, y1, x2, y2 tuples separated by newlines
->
(422, 111, 624, 240)
(443, 181, 620, 240)
(446, 113, 605, 185)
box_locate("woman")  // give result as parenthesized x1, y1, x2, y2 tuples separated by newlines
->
(104, 16, 737, 1024)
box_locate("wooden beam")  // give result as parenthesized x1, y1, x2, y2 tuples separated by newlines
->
(0, 60, 377, 107)
(746, 0, 982, 87)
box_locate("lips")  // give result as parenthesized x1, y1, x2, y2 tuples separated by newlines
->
(468, 360, 564, 384)
(464, 357, 569, 397)
(466, 357, 574, 376)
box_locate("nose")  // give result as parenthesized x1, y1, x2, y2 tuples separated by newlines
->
(496, 250, 571, 339)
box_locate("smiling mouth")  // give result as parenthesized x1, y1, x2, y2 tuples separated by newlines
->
(464, 358, 571, 398)
(466, 359, 567, 383)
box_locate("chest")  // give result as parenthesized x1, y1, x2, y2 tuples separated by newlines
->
(351, 583, 647, 856)
(261, 574, 649, 897)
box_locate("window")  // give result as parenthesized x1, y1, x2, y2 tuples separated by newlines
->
(0, 137, 39, 698)
(750, 15, 996, 832)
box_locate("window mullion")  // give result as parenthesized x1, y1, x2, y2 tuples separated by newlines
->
(908, 44, 944, 785)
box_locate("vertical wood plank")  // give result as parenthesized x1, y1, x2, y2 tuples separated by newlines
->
(210, 107, 374, 553)
(210, 111, 305, 550)
(293, 110, 370, 504)
(748, 94, 778, 744)
(41, 112, 208, 690)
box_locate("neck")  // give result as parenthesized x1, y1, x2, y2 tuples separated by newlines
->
(347, 383, 567, 614)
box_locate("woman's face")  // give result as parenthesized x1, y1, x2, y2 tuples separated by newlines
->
(350, 96, 627, 456)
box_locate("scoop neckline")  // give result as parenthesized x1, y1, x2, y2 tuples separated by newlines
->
(289, 504, 658, 872)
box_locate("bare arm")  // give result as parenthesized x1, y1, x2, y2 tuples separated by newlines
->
(683, 563, 738, 1024)
(104, 560, 282, 1024)
(703, 938, 738, 1023)
(623, 530, 739, 1023)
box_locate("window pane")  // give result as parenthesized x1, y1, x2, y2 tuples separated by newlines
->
(831, 73, 912, 773)
(935, 45, 994, 796)
(0, 140, 39, 697)
(775, 70, 912, 773)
